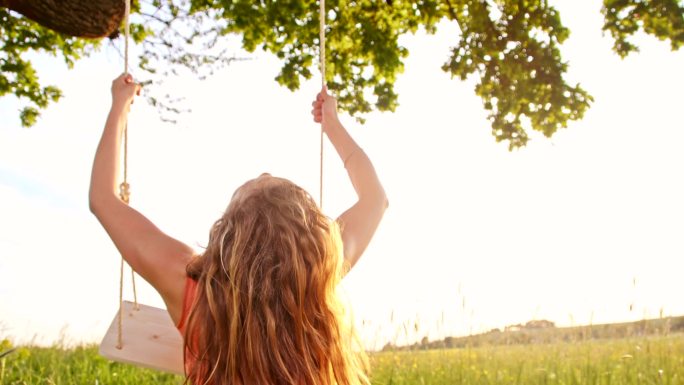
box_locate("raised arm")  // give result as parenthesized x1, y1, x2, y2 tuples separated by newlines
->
(89, 74, 193, 323)
(311, 87, 388, 270)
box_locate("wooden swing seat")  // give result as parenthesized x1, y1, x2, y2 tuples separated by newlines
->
(100, 300, 184, 374)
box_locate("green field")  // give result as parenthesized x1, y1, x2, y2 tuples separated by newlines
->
(1, 336, 683, 384)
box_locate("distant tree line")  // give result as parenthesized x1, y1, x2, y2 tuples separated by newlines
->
(383, 316, 684, 352)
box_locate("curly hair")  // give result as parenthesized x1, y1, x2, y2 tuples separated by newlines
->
(183, 177, 369, 385)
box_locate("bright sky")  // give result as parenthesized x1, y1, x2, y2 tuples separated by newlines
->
(1, 2, 683, 351)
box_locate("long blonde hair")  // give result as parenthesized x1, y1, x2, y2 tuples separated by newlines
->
(184, 178, 369, 385)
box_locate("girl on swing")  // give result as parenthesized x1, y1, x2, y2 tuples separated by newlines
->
(89, 74, 388, 385)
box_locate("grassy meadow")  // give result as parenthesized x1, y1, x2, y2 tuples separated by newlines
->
(1, 335, 683, 385)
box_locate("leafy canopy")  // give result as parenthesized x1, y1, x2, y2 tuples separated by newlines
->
(0, 8, 96, 127)
(1, 0, 682, 148)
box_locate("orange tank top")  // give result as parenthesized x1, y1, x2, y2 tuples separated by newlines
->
(176, 275, 199, 376)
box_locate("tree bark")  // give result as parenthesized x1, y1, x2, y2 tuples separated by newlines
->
(1, 0, 125, 38)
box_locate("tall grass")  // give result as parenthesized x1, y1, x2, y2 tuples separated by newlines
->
(0, 343, 180, 384)
(1, 335, 683, 384)
(371, 336, 684, 385)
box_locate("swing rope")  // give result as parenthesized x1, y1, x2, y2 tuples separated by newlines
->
(114, 0, 327, 350)
(319, 0, 326, 208)
(116, 0, 139, 350)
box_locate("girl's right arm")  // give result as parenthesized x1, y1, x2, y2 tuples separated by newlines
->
(312, 88, 388, 270)
(89, 74, 193, 323)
